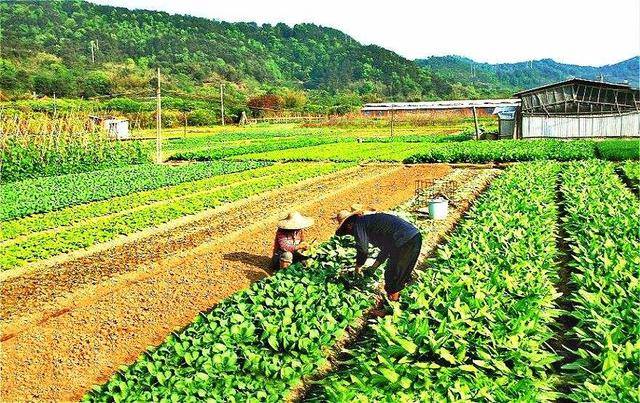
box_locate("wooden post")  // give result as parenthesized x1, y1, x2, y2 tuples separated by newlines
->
(220, 83, 225, 126)
(184, 112, 187, 137)
(472, 106, 479, 140)
(156, 68, 162, 163)
(390, 106, 395, 137)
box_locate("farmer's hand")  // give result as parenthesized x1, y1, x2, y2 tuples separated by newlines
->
(370, 260, 383, 269)
(297, 242, 309, 251)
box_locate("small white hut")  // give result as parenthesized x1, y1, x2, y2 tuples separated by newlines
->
(90, 116, 130, 140)
(103, 118, 130, 140)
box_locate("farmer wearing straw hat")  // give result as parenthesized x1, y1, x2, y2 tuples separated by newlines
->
(335, 209, 421, 302)
(272, 211, 314, 270)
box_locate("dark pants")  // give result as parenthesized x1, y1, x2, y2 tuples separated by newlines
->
(383, 233, 422, 294)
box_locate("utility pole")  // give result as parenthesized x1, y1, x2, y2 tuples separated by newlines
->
(390, 105, 395, 137)
(472, 106, 480, 140)
(156, 68, 162, 163)
(90, 41, 95, 64)
(220, 83, 225, 125)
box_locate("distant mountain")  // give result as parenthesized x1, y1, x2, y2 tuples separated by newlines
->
(0, 0, 440, 106)
(416, 56, 639, 97)
(0, 0, 636, 110)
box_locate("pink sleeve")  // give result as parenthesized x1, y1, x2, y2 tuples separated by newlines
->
(277, 231, 297, 252)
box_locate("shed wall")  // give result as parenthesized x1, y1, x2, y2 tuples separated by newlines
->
(521, 112, 640, 138)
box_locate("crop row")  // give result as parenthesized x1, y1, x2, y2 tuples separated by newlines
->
(0, 164, 290, 242)
(160, 127, 336, 152)
(0, 161, 266, 221)
(0, 163, 348, 270)
(168, 136, 350, 161)
(559, 161, 639, 401)
(595, 139, 640, 161)
(311, 162, 563, 401)
(618, 161, 639, 192)
(233, 142, 420, 162)
(85, 237, 375, 402)
(1, 135, 149, 183)
(233, 139, 639, 163)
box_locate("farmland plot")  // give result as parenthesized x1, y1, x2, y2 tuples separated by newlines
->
(84, 167, 496, 402)
(560, 162, 639, 401)
(2, 164, 450, 402)
(309, 162, 562, 401)
(232, 138, 639, 163)
(0, 161, 267, 220)
(0, 162, 349, 270)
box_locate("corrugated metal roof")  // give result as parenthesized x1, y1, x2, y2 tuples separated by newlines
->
(513, 78, 634, 97)
(361, 99, 520, 112)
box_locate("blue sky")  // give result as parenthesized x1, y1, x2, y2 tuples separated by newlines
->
(92, 0, 639, 66)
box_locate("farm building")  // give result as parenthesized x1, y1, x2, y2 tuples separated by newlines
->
(90, 116, 130, 140)
(361, 99, 519, 117)
(512, 78, 640, 139)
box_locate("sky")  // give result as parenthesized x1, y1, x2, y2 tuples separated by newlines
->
(91, 0, 639, 66)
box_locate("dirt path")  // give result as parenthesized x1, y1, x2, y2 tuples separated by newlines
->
(1, 164, 365, 330)
(1, 164, 449, 402)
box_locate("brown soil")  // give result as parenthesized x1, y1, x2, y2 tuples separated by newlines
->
(1, 164, 450, 402)
(1, 165, 366, 329)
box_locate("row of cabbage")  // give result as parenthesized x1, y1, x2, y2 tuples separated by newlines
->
(310, 162, 563, 401)
(85, 237, 378, 402)
(0, 161, 266, 221)
(233, 139, 638, 163)
(560, 161, 639, 402)
(0, 164, 290, 241)
(0, 163, 349, 270)
(168, 136, 351, 161)
(618, 160, 640, 192)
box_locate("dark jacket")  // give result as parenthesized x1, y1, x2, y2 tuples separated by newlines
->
(336, 213, 419, 266)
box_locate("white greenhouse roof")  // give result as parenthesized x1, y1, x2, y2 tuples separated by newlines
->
(362, 99, 521, 112)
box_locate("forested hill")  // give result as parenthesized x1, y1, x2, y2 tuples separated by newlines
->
(0, 0, 446, 105)
(417, 56, 639, 94)
(0, 0, 637, 110)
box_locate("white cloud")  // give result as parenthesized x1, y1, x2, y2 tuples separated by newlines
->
(91, 0, 639, 66)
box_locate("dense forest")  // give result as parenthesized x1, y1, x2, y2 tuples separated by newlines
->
(0, 0, 637, 117)
(417, 56, 639, 96)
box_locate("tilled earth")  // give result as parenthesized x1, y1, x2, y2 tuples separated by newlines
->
(1, 164, 366, 329)
(1, 163, 450, 402)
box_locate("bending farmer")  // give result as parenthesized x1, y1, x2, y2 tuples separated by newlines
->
(335, 210, 422, 301)
(272, 211, 314, 270)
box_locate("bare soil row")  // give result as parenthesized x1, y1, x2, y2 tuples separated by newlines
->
(0, 165, 368, 327)
(1, 164, 450, 402)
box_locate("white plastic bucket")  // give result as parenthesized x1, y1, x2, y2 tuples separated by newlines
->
(428, 197, 449, 220)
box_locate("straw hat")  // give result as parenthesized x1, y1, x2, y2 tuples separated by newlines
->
(335, 210, 354, 224)
(278, 211, 314, 230)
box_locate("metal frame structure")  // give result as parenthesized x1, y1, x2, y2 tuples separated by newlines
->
(514, 78, 640, 116)
(514, 79, 640, 139)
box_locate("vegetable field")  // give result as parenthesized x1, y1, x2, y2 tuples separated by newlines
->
(233, 138, 638, 163)
(82, 161, 639, 402)
(1, 121, 638, 402)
